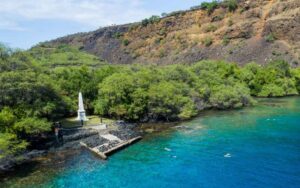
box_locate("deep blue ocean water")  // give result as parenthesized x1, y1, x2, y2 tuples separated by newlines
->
(1, 97, 300, 188)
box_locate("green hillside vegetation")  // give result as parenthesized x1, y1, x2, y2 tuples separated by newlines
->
(0, 43, 300, 159)
(29, 44, 106, 67)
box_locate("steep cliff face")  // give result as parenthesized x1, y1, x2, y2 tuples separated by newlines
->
(46, 0, 300, 66)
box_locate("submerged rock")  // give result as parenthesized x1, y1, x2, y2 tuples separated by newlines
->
(0, 150, 47, 173)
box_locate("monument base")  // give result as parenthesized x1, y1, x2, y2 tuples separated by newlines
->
(77, 110, 88, 121)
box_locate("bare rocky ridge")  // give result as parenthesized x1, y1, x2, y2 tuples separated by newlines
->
(46, 0, 300, 66)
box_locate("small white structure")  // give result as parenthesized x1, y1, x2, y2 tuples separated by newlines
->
(77, 92, 88, 121)
(91, 124, 107, 131)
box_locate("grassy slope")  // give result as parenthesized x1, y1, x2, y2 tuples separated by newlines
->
(28, 45, 106, 67)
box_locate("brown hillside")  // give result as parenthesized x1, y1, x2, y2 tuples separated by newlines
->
(46, 0, 300, 66)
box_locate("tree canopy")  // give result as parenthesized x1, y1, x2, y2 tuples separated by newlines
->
(0, 43, 299, 159)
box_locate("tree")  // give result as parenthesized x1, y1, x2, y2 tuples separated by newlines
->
(0, 107, 16, 132)
(267, 60, 291, 77)
(0, 43, 12, 60)
(13, 117, 51, 136)
(95, 73, 136, 119)
(148, 81, 196, 121)
(0, 71, 67, 119)
(149, 15, 160, 23)
(161, 13, 168, 17)
(200, 1, 219, 15)
(0, 133, 28, 159)
(123, 39, 130, 46)
(225, 0, 238, 12)
(291, 68, 300, 93)
(209, 84, 252, 109)
(50, 66, 100, 114)
(141, 19, 149, 27)
(258, 83, 285, 97)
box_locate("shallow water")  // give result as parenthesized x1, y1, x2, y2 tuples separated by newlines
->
(1, 97, 300, 188)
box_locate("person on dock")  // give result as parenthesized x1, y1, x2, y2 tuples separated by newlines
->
(58, 122, 64, 144)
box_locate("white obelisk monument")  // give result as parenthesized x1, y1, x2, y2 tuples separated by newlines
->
(77, 92, 88, 122)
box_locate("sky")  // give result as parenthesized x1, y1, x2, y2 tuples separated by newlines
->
(0, 0, 204, 49)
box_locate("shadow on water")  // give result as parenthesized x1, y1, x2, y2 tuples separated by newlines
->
(0, 149, 83, 186)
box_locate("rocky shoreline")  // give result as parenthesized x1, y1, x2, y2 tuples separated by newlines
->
(0, 122, 141, 174)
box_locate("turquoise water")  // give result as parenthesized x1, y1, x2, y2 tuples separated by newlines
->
(1, 97, 300, 188)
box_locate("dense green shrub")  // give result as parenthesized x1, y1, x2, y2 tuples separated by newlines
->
(1, 42, 300, 159)
(113, 32, 123, 39)
(0, 109, 50, 158)
(265, 33, 276, 42)
(202, 37, 213, 46)
(167, 11, 185, 17)
(240, 60, 298, 97)
(123, 39, 130, 46)
(95, 73, 136, 119)
(141, 15, 160, 27)
(149, 15, 160, 23)
(0, 71, 68, 118)
(95, 72, 198, 121)
(0, 133, 28, 159)
(28, 45, 103, 67)
(148, 81, 197, 121)
(210, 84, 252, 109)
(201, 1, 219, 15)
(94, 60, 257, 121)
(0, 107, 16, 132)
(141, 19, 149, 27)
(14, 117, 51, 136)
(258, 84, 285, 97)
(291, 68, 300, 93)
(204, 24, 217, 32)
(199, 0, 238, 14)
(161, 13, 168, 17)
(0, 43, 12, 60)
(190, 5, 202, 11)
(222, 36, 230, 45)
(224, 0, 238, 12)
(227, 19, 233, 26)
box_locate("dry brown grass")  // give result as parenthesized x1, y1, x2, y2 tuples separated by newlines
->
(116, 0, 298, 62)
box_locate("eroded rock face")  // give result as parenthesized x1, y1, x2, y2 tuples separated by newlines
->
(266, 0, 300, 18)
(45, 0, 300, 66)
(261, 0, 300, 63)
(225, 21, 255, 39)
(263, 11, 300, 43)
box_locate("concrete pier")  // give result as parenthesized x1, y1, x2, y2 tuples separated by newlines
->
(80, 135, 142, 160)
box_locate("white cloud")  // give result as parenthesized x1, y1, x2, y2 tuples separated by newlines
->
(0, 19, 26, 31)
(0, 0, 158, 30)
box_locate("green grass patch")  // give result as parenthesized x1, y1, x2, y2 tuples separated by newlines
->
(204, 24, 217, 33)
(60, 115, 115, 128)
(265, 33, 276, 43)
(202, 37, 213, 47)
(29, 45, 105, 67)
(222, 36, 230, 46)
(123, 39, 130, 46)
